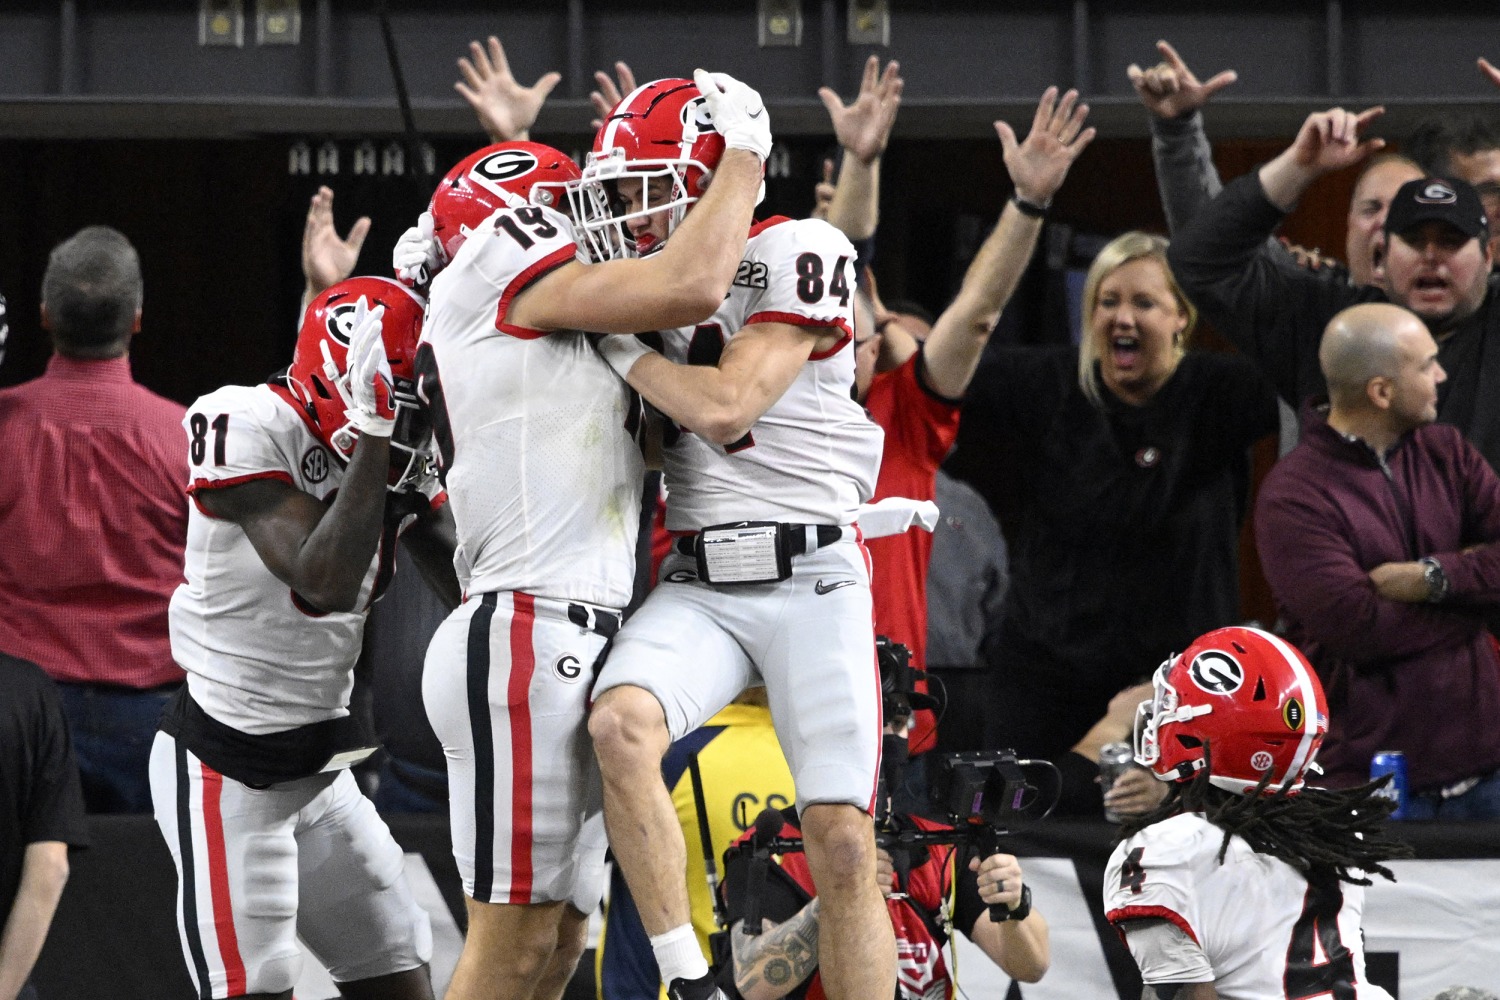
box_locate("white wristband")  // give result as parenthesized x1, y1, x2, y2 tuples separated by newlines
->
(596, 335, 655, 380)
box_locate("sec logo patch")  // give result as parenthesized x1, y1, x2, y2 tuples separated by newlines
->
(302, 446, 330, 483)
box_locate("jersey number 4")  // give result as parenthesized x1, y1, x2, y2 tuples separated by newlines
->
(1285, 879, 1356, 1000)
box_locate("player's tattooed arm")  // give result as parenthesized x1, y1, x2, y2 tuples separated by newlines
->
(1143, 983, 1220, 1000)
(730, 900, 822, 1000)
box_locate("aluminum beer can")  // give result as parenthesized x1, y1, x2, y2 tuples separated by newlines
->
(1099, 742, 1136, 823)
(1370, 750, 1409, 820)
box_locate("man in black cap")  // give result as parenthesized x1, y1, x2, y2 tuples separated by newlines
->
(1166, 106, 1500, 471)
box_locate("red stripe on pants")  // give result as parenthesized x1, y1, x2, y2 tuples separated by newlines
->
(200, 764, 248, 996)
(507, 592, 538, 903)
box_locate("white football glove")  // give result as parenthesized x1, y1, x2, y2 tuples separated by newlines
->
(340, 296, 396, 438)
(594, 334, 656, 381)
(694, 68, 772, 161)
(393, 211, 440, 288)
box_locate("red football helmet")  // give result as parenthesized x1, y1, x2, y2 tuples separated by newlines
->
(1134, 626, 1329, 796)
(287, 276, 432, 492)
(569, 78, 729, 261)
(428, 142, 582, 266)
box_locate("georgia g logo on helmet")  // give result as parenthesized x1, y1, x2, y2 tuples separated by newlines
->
(1187, 649, 1245, 695)
(473, 147, 540, 186)
(681, 96, 718, 135)
(324, 302, 359, 346)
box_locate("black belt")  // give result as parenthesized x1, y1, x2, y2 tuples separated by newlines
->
(567, 602, 620, 639)
(674, 523, 846, 558)
(469, 592, 621, 640)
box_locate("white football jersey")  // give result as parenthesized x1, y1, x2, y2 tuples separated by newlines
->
(657, 217, 883, 530)
(420, 204, 642, 609)
(1105, 812, 1389, 1000)
(170, 383, 437, 735)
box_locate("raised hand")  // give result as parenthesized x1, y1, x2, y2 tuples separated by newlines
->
(1286, 106, 1386, 175)
(1481, 57, 1500, 90)
(342, 297, 395, 439)
(1127, 39, 1237, 120)
(811, 158, 836, 220)
(589, 61, 638, 130)
(817, 55, 904, 166)
(392, 211, 439, 289)
(302, 186, 369, 297)
(995, 87, 1097, 207)
(454, 36, 561, 143)
(693, 69, 772, 160)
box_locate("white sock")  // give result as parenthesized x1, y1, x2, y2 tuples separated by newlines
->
(651, 924, 709, 986)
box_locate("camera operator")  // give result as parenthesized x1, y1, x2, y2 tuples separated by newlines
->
(717, 644, 1050, 999)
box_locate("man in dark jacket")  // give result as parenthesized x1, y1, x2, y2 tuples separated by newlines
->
(1255, 302, 1500, 818)
(1168, 106, 1500, 472)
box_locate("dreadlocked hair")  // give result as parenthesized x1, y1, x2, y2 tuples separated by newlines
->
(1118, 753, 1413, 886)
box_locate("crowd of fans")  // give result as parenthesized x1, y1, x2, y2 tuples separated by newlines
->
(3, 30, 1500, 1000)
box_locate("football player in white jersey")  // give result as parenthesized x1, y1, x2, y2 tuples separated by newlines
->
(577, 80, 892, 1000)
(1104, 626, 1412, 1000)
(400, 70, 774, 1000)
(149, 276, 459, 1000)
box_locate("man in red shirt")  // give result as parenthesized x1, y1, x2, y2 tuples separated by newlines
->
(0, 226, 188, 813)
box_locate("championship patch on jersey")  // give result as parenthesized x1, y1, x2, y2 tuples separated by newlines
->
(1187, 650, 1244, 695)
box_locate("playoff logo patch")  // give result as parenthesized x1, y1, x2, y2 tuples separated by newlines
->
(1282, 697, 1305, 731)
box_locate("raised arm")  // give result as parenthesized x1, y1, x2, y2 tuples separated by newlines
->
(817, 55, 903, 242)
(589, 61, 638, 131)
(300, 186, 369, 314)
(921, 86, 1094, 399)
(1258, 106, 1386, 212)
(454, 35, 561, 144)
(1166, 112, 1378, 404)
(515, 71, 770, 334)
(1129, 40, 1236, 236)
(198, 302, 394, 612)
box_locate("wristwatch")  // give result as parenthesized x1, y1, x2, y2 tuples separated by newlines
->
(1003, 884, 1033, 922)
(1420, 556, 1450, 604)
